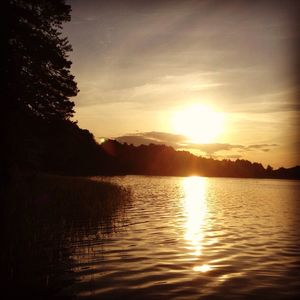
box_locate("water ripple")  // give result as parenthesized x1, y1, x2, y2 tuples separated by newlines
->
(59, 176, 300, 299)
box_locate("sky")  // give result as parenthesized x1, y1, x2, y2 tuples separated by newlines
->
(64, 0, 300, 168)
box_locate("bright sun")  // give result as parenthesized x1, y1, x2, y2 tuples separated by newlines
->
(172, 104, 225, 144)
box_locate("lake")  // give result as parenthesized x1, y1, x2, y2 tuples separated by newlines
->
(58, 176, 300, 299)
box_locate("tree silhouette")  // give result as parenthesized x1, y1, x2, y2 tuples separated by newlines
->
(5, 0, 78, 120)
(2, 0, 78, 183)
(97, 140, 300, 179)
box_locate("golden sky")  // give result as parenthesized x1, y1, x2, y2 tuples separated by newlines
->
(64, 0, 300, 168)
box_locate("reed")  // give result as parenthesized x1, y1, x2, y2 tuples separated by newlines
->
(0, 173, 131, 294)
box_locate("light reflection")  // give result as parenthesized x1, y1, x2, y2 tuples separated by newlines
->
(182, 176, 207, 257)
(193, 264, 212, 273)
(218, 272, 244, 282)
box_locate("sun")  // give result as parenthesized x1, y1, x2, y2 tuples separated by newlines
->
(172, 104, 224, 143)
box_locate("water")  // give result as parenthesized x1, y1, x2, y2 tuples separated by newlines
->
(56, 176, 300, 298)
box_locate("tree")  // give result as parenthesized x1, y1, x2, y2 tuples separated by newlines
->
(5, 0, 78, 120)
(1, 0, 78, 182)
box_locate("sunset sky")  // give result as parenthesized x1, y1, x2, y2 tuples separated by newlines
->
(64, 0, 299, 168)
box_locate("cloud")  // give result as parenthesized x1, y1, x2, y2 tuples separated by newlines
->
(247, 143, 278, 149)
(231, 102, 300, 114)
(142, 131, 186, 143)
(116, 135, 161, 146)
(73, 71, 228, 109)
(115, 131, 186, 148)
(67, 0, 299, 114)
(271, 103, 300, 113)
(227, 88, 300, 114)
(114, 131, 279, 156)
(180, 143, 245, 154)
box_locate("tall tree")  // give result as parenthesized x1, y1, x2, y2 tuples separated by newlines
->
(1, 0, 78, 181)
(5, 0, 78, 120)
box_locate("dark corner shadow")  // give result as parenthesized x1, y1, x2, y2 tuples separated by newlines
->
(0, 174, 131, 297)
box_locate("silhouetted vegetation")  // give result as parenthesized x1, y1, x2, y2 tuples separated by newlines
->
(2, 1, 132, 295)
(2, 0, 78, 184)
(96, 140, 300, 180)
(1, 173, 131, 296)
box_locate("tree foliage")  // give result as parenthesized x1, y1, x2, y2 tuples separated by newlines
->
(5, 0, 78, 120)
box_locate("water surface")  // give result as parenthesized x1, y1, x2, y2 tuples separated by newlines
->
(61, 176, 300, 299)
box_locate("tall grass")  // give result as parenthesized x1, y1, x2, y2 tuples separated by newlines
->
(0, 173, 131, 295)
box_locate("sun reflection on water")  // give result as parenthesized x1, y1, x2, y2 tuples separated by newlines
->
(193, 264, 212, 272)
(182, 177, 214, 273)
(182, 176, 208, 258)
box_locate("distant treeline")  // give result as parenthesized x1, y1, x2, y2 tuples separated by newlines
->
(99, 139, 300, 179)
(9, 119, 297, 180)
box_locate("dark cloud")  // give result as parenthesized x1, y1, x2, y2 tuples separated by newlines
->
(115, 131, 187, 149)
(142, 131, 186, 143)
(114, 131, 279, 156)
(247, 144, 278, 149)
(116, 135, 162, 146)
(181, 143, 245, 154)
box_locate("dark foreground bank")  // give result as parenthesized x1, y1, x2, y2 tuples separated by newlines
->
(0, 173, 131, 297)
